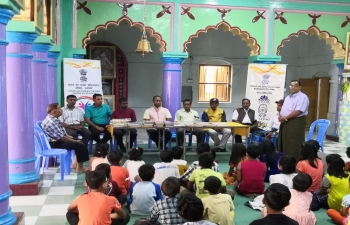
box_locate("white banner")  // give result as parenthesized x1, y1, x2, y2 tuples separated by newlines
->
(245, 64, 287, 128)
(63, 58, 102, 111)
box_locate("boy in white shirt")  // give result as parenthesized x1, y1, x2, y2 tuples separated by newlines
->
(171, 147, 188, 176)
(153, 150, 180, 185)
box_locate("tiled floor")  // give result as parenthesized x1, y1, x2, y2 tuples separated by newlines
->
(9, 130, 350, 225)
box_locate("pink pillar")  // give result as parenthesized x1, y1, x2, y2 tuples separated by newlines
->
(0, 8, 16, 225)
(32, 44, 51, 122)
(6, 31, 39, 184)
(48, 52, 60, 103)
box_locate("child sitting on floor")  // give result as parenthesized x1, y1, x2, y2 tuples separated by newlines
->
(188, 152, 234, 199)
(171, 147, 188, 176)
(327, 194, 350, 225)
(147, 177, 186, 224)
(202, 176, 235, 225)
(129, 164, 163, 215)
(153, 150, 180, 185)
(222, 143, 247, 185)
(88, 163, 126, 205)
(250, 183, 298, 225)
(108, 151, 130, 196)
(260, 139, 283, 183)
(311, 156, 350, 211)
(123, 148, 145, 183)
(177, 192, 217, 225)
(66, 170, 130, 225)
(296, 140, 324, 192)
(236, 145, 266, 197)
(262, 173, 316, 225)
(89, 143, 110, 170)
(269, 155, 297, 188)
(180, 143, 219, 186)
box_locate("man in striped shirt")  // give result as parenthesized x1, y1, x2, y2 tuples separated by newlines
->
(59, 95, 91, 145)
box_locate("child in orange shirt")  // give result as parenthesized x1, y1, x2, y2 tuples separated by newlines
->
(222, 143, 247, 185)
(108, 151, 131, 195)
(66, 170, 130, 225)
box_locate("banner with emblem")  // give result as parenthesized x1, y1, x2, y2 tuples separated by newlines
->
(63, 58, 102, 111)
(245, 64, 287, 128)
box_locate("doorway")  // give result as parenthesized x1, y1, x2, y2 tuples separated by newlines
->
(299, 78, 330, 130)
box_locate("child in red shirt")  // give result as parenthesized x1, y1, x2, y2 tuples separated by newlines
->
(66, 170, 130, 225)
(108, 151, 131, 195)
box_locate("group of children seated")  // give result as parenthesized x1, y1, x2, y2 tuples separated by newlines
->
(65, 139, 350, 225)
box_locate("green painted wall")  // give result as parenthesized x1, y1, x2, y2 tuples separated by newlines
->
(77, 2, 171, 49)
(274, 13, 350, 55)
(180, 8, 265, 54)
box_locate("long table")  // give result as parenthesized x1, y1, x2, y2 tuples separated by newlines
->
(108, 122, 250, 159)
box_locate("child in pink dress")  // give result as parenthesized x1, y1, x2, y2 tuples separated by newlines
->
(261, 173, 316, 225)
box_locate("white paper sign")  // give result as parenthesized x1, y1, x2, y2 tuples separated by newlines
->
(63, 58, 102, 111)
(245, 64, 287, 128)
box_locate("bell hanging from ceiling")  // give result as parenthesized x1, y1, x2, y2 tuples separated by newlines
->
(135, 33, 152, 57)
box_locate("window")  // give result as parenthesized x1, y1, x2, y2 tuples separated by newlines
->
(198, 65, 231, 102)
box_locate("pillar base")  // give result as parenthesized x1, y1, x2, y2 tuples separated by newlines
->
(14, 212, 24, 225)
(9, 181, 39, 196)
(0, 209, 16, 225)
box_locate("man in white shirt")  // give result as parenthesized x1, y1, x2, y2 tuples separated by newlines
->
(232, 98, 262, 143)
(59, 95, 91, 145)
(265, 99, 283, 139)
(175, 99, 206, 146)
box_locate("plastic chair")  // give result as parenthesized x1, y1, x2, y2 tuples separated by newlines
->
(34, 122, 69, 181)
(306, 119, 331, 152)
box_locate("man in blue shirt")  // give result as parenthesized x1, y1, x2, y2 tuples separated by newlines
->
(85, 93, 112, 143)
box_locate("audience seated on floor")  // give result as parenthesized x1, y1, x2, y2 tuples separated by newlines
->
(180, 143, 219, 187)
(188, 152, 234, 199)
(66, 170, 130, 225)
(108, 151, 130, 196)
(177, 192, 217, 225)
(153, 150, 180, 186)
(202, 176, 235, 225)
(128, 164, 162, 215)
(89, 143, 110, 170)
(269, 155, 297, 189)
(260, 139, 283, 183)
(250, 184, 298, 225)
(171, 147, 188, 176)
(147, 177, 186, 224)
(236, 145, 266, 197)
(122, 148, 145, 183)
(222, 143, 247, 185)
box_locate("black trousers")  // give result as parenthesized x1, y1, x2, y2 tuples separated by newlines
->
(147, 129, 171, 149)
(176, 128, 206, 146)
(113, 128, 137, 150)
(66, 212, 130, 225)
(88, 124, 111, 143)
(49, 141, 89, 163)
(65, 127, 91, 146)
(234, 124, 263, 143)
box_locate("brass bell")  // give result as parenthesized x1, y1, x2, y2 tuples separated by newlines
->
(135, 34, 152, 57)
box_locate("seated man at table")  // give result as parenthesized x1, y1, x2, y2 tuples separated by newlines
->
(202, 98, 231, 150)
(175, 99, 205, 146)
(41, 103, 89, 172)
(265, 99, 283, 139)
(111, 97, 137, 152)
(84, 94, 112, 144)
(232, 98, 262, 143)
(143, 95, 172, 150)
(59, 95, 91, 146)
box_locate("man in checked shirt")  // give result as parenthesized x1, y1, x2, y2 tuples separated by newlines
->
(41, 103, 89, 172)
(179, 143, 219, 187)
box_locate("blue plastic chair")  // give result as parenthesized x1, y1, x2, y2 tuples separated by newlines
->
(306, 119, 331, 152)
(34, 122, 69, 181)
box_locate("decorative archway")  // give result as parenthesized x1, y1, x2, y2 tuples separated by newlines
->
(82, 16, 167, 51)
(277, 26, 345, 59)
(183, 21, 261, 56)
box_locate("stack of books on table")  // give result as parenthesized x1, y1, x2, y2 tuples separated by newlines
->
(154, 121, 165, 128)
(110, 119, 127, 128)
(164, 121, 174, 127)
(142, 121, 155, 128)
(127, 122, 142, 128)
